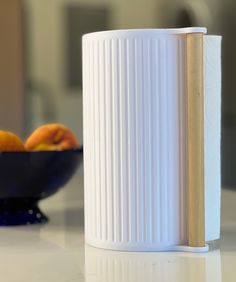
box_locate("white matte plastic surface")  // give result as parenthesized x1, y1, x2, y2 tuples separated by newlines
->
(83, 27, 207, 40)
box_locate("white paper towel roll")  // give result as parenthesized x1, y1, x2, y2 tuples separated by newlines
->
(82, 28, 221, 251)
(204, 35, 222, 241)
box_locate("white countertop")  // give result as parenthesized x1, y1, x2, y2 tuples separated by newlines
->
(0, 166, 235, 282)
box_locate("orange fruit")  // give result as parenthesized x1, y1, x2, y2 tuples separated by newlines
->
(0, 130, 25, 151)
(25, 123, 79, 151)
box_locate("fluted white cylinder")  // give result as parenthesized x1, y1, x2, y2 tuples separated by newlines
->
(82, 28, 220, 251)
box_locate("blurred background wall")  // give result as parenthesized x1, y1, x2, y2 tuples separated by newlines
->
(1, 0, 236, 187)
(0, 0, 24, 136)
(23, 0, 164, 142)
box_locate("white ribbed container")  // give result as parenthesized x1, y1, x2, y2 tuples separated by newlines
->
(82, 28, 221, 252)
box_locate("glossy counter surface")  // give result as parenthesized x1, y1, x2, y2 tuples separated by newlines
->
(0, 166, 235, 282)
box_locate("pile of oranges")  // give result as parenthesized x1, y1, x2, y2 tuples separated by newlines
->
(0, 123, 79, 152)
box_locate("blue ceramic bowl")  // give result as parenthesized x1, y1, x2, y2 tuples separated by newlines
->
(0, 147, 83, 226)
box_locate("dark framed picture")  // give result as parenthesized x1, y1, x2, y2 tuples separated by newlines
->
(65, 5, 109, 89)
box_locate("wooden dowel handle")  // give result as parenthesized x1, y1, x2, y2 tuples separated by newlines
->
(186, 33, 205, 247)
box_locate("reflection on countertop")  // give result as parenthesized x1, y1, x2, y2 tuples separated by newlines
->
(0, 167, 235, 282)
(85, 246, 221, 282)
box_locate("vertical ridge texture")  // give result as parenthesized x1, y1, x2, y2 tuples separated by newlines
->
(83, 33, 188, 249)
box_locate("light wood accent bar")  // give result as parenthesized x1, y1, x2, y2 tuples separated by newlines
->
(186, 32, 205, 247)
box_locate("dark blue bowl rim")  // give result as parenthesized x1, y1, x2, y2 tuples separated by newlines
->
(0, 146, 83, 155)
